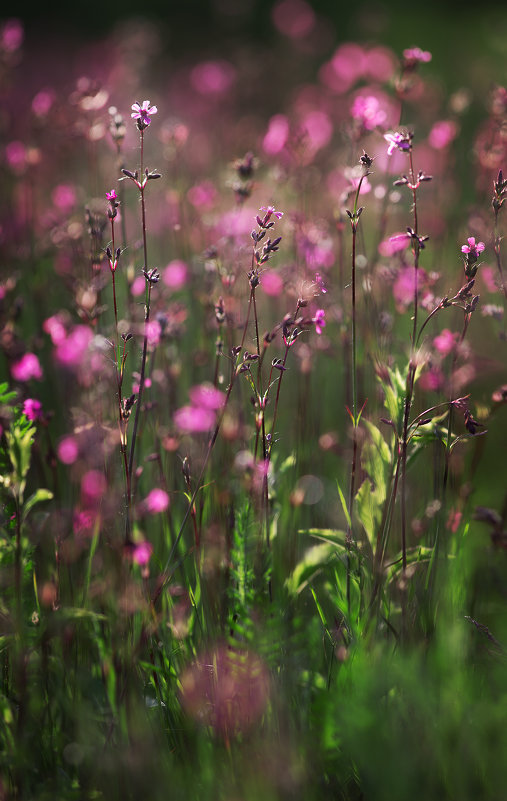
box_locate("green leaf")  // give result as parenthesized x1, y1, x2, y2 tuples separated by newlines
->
(22, 488, 53, 521)
(355, 420, 392, 548)
(336, 480, 351, 528)
(286, 542, 340, 595)
(301, 528, 348, 548)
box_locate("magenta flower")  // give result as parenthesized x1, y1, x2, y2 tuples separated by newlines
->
(384, 131, 412, 156)
(23, 398, 43, 422)
(188, 383, 225, 411)
(106, 189, 117, 201)
(313, 309, 326, 335)
(131, 100, 158, 127)
(174, 405, 216, 434)
(461, 237, 485, 257)
(57, 436, 79, 465)
(143, 488, 170, 514)
(350, 95, 386, 131)
(11, 353, 43, 382)
(130, 541, 153, 566)
(403, 47, 432, 64)
(261, 205, 283, 219)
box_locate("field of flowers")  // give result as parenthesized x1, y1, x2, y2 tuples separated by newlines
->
(1, 5, 507, 799)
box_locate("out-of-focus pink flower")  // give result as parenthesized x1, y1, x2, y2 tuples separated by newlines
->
(23, 398, 43, 421)
(313, 309, 326, 334)
(73, 509, 98, 537)
(11, 353, 43, 382)
(180, 644, 269, 737)
(351, 95, 386, 131)
(190, 60, 236, 95)
(315, 272, 327, 294)
(419, 366, 444, 392)
(174, 405, 216, 434)
(481, 266, 498, 293)
(55, 326, 93, 367)
(189, 383, 225, 411)
(378, 232, 411, 257)
(144, 488, 170, 514)
(187, 181, 217, 209)
(81, 470, 106, 506)
(57, 436, 79, 465)
(1, 19, 23, 52)
(131, 100, 158, 126)
(271, 0, 316, 39)
(146, 320, 161, 347)
(43, 314, 67, 345)
(461, 237, 485, 256)
(403, 47, 432, 64)
(433, 329, 457, 356)
(32, 89, 55, 117)
(364, 47, 396, 82)
(322, 43, 366, 93)
(261, 270, 284, 297)
(163, 259, 188, 290)
(428, 120, 458, 150)
(5, 141, 27, 173)
(52, 184, 77, 212)
(263, 114, 290, 155)
(393, 266, 429, 308)
(131, 275, 146, 296)
(131, 540, 153, 566)
(299, 110, 332, 152)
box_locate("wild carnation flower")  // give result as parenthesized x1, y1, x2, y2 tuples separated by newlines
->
(106, 189, 117, 201)
(23, 398, 43, 421)
(384, 131, 412, 156)
(131, 100, 158, 127)
(260, 205, 284, 220)
(11, 352, 43, 382)
(461, 237, 485, 257)
(313, 309, 326, 335)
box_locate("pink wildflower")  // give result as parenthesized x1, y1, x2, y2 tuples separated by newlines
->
(461, 237, 485, 257)
(11, 353, 43, 382)
(174, 405, 216, 434)
(131, 541, 153, 566)
(350, 95, 386, 131)
(163, 260, 188, 290)
(23, 398, 43, 422)
(313, 309, 326, 334)
(261, 270, 284, 296)
(428, 120, 458, 150)
(57, 436, 79, 465)
(378, 232, 411, 257)
(131, 100, 158, 127)
(260, 205, 284, 221)
(189, 383, 225, 411)
(106, 189, 117, 201)
(144, 488, 170, 514)
(263, 114, 289, 155)
(433, 329, 457, 356)
(384, 130, 412, 156)
(403, 47, 432, 64)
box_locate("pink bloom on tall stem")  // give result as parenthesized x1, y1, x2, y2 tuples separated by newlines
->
(461, 237, 485, 257)
(260, 205, 284, 221)
(433, 329, 457, 356)
(384, 130, 412, 156)
(131, 100, 158, 126)
(11, 353, 43, 382)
